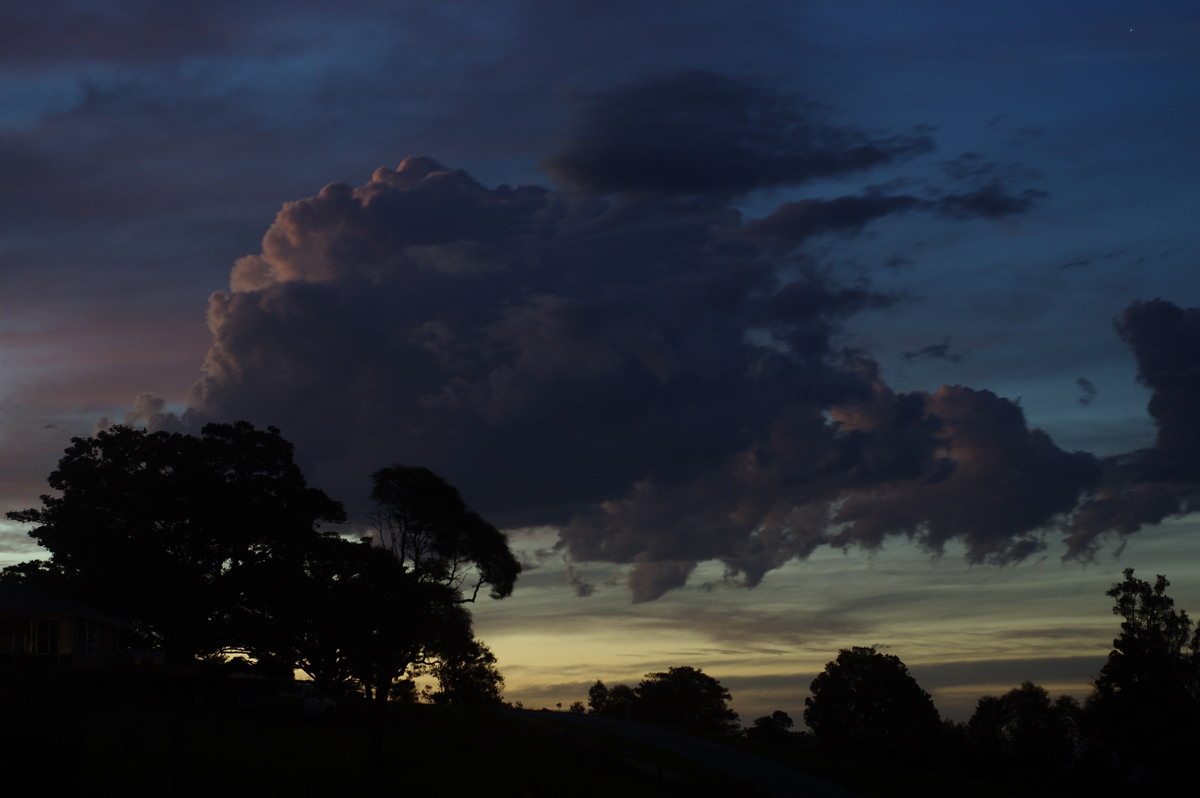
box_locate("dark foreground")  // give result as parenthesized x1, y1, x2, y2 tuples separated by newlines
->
(0, 669, 791, 797)
(1, 669, 1042, 798)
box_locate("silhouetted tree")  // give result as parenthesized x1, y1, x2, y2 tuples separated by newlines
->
(370, 465, 521, 601)
(1088, 568, 1200, 783)
(427, 639, 505, 706)
(585, 668, 739, 733)
(360, 464, 521, 703)
(634, 666, 740, 734)
(5, 422, 345, 663)
(244, 534, 471, 700)
(804, 646, 940, 761)
(967, 681, 1078, 777)
(587, 680, 637, 719)
(745, 710, 795, 744)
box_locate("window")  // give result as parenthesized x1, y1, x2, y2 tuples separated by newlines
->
(31, 620, 60, 655)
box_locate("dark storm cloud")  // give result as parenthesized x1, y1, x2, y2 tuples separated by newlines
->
(825, 383, 1101, 562)
(160, 71, 1194, 603)
(1115, 299, 1200, 477)
(543, 72, 934, 197)
(1062, 300, 1200, 556)
(186, 153, 874, 530)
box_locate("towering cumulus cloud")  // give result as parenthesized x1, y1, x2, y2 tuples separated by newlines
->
(177, 72, 1197, 601)
(1063, 300, 1200, 556)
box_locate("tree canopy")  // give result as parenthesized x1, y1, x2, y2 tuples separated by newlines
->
(370, 465, 521, 601)
(1089, 568, 1200, 777)
(804, 646, 940, 759)
(967, 681, 1078, 776)
(4, 425, 520, 706)
(427, 639, 506, 706)
(6, 422, 345, 663)
(586, 666, 739, 734)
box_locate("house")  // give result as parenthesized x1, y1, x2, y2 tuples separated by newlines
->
(0, 582, 132, 670)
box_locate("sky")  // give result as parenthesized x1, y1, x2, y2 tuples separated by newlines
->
(2, 1, 1199, 722)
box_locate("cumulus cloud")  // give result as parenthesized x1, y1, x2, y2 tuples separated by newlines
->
(153, 71, 1197, 602)
(1063, 299, 1200, 555)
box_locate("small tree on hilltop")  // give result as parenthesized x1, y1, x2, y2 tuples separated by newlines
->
(587, 680, 637, 719)
(635, 666, 740, 734)
(745, 710, 795, 745)
(805, 646, 940, 761)
(427, 639, 505, 706)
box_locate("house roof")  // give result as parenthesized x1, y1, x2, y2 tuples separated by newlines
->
(0, 582, 132, 627)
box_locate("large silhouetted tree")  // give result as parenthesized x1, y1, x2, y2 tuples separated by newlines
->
(359, 465, 520, 704)
(805, 646, 941, 760)
(1088, 568, 1200, 781)
(240, 534, 471, 699)
(5, 422, 345, 663)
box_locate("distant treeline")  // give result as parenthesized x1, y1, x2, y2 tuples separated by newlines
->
(574, 568, 1199, 796)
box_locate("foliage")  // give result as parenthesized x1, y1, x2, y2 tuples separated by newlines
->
(5, 422, 345, 663)
(804, 646, 940, 760)
(370, 465, 521, 601)
(5, 426, 518, 707)
(362, 464, 521, 702)
(745, 710, 795, 744)
(245, 534, 471, 699)
(967, 682, 1078, 776)
(586, 667, 739, 734)
(427, 639, 505, 706)
(635, 666, 740, 734)
(1088, 568, 1200, 780)
(587, 680, 638, 719)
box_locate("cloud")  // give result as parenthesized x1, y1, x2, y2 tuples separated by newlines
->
(743, 192, 922, 245)
(1063, 299, 1200, 555)
(543, 71, 934, 198)
(1076, 377, 1096, 405)
(187, 152, 883, 528)
(1115, 299, 1200, 477)
(144, 71, 1195, 603)
(825, 382, 1102, 562)
(903, 339, 967, 364)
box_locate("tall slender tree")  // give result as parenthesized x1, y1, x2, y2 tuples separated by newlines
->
(1089, 568, 1200, 778)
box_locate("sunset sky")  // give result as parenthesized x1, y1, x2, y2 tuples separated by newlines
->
(2, 1, 1199, 722)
